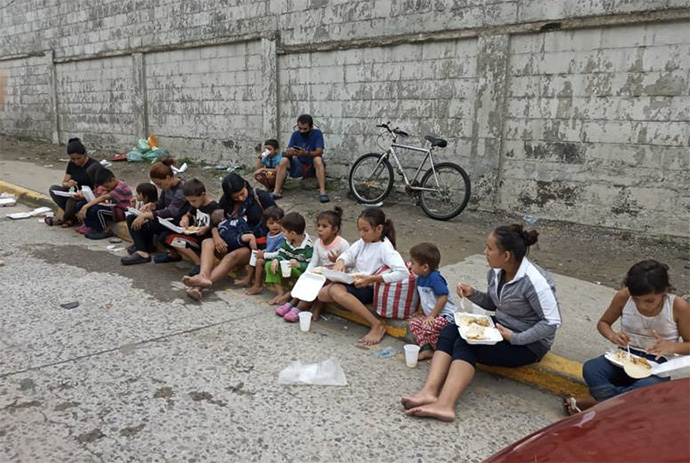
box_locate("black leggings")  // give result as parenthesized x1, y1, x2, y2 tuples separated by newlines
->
(126, 215, 168, 253)
(49, 185, 79, 221)
(436, 323, 539, 368)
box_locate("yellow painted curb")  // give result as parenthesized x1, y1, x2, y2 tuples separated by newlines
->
(324, 303, 587, 397)
(0, 180, 55, 209)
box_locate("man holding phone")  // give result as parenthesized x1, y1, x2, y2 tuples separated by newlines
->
(271, 114, 330, 203)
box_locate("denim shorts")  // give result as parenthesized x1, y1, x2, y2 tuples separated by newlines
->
(288, 157, 317, 178)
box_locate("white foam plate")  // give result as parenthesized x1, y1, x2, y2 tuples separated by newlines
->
(455, 312, 503, 345)
(291, 272, 327, 302)
(321, 268, 355, 285)
(605, 349, 659, 370)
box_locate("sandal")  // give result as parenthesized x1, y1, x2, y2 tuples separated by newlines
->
(44, 217, 59, 226)
(561, 397, 581, 416)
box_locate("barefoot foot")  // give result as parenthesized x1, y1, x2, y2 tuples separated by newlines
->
(235, 276, 252, 287)
(400, 390, 438, 410)
(418, 350, 434, 361)
(183, 274, 212, 289)
(186, 287, 203, 301)
(357, 323, 387, 346)
(245, 285, 263, 295)
(405, 403, 456, 422)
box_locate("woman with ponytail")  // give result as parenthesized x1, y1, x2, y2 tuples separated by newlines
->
(402, 224, 561, 422)
(121, 158, 190, 265)
(317, 207, 409, 346)
(46, 137, 98, 227)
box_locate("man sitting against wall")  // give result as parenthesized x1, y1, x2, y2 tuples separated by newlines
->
(271, 114, 330, 203)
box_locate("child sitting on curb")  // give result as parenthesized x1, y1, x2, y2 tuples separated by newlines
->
(276, 206, 350, 322)
(265, 212, 313, 305)
(253, 139, 283, 191)
(239, 206, 285, 295)
(77, 168, 133, 240)
(157, 179, 218, 270)
(407, 242, 457, 361)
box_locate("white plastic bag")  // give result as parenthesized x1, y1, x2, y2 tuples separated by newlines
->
(278, 358, 347, 386)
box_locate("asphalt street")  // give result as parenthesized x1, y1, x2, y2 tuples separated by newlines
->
(0, 203, 564, 463)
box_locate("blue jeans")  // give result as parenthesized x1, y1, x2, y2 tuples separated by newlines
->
(583, 349, 669, 401)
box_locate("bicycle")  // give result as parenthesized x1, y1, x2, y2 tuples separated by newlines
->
(348, 122, 471, 220)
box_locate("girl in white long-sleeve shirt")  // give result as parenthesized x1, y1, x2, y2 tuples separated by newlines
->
(318, 207, 409, 346)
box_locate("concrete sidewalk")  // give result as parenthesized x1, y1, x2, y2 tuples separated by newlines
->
(1, 177, 610, 397)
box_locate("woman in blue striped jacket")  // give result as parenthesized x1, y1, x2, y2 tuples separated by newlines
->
(401, 224, 561, 421)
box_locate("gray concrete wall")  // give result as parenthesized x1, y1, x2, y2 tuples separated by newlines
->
(0, 1, 688, 237)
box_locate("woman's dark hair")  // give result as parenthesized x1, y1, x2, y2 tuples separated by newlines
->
(359, 207, 396, 248)
(493, 223, 539, 262)
(281, 212, 306, 234)
(67, 137, 86, 155)
(624, 260, 671, 296)
(221, 173, 248, 197)
(317, 206, 343, 234)
(136, 183, 158, 204)
(183, 178, 206, 197)
(150, 157, 175, 180)
(86, 162, 104, 181)
(94, 168, 115, 187)
(262, 205, 284, 224)
(297, 114, 313, 127)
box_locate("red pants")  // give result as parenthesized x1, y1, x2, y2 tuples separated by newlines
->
(408, 315, 449, 349)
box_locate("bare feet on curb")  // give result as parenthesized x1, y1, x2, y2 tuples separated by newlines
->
(245, 285, 263, 295)
(400, 391, 437, 410)
(186, 287, 203, 301)
(183, 274, 212, 289)
(405, 403, 456, 422)
(235, 276, 252, 287)
(418, 350, 434, 361)
(357, 324, 387, 346)
(267, 295, 283, 305)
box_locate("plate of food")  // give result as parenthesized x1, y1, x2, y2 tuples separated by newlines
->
(183, 226, 202, 235)
(605, 349, 659, 371)
(291, 272, 327, 302)
(454, 312, 503, 345)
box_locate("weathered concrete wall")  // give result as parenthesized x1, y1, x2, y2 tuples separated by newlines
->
(0, 1, 688, 237)
(502, 22, 690, 237)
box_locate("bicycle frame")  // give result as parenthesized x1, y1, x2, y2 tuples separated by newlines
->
(384, 142, 442, 193)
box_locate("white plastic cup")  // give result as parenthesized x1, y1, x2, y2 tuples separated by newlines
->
(404, 344, 421, 368)
(280, 260, 292, 277)
(249, 250, 258, 267)
(299, 311, 312, 332)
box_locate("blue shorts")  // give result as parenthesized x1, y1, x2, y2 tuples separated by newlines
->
(288, 157, 317, 178)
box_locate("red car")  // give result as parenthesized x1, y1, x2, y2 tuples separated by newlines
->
(484, 378, 690, 463)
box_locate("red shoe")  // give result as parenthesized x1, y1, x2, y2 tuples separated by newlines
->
(76, 224, 92, 235)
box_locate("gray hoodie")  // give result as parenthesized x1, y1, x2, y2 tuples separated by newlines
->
(468, 258, 561, 359)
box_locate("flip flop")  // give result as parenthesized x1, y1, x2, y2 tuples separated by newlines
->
(44, 217, 59, 226)
(561, 397, 581, 416)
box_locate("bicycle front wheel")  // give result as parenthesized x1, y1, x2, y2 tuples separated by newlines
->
(418, 162, 471, 220)
(348, 153, 394, 204)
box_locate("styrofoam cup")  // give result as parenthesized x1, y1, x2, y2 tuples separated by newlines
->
(280, 260, 292, 277)
(404, 344, 421, 368)
(249, 250, 258, 266)
(299, 311, 312, 332)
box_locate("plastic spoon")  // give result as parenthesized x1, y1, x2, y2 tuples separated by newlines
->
(623, 346, 652, 379)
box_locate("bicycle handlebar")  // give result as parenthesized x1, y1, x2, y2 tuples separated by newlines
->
(376, 122, 408, 137)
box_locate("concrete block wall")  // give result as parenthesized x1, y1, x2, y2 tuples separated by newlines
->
(55, 56, 135, 147)
(146, 41, 263, 161)
(278, 40, 478, 180)
(1, 1, 688, 237)
(502, 21, 689, 236)
(0, 55, 52, 139)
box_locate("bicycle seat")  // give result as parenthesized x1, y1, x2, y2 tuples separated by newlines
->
(425, 136, 447, 148)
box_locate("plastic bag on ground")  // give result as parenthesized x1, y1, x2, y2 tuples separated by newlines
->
(126, 150, 144, 162)
(278, 358, 347, 386)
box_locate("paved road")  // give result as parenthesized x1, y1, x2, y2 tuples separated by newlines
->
(0, 203, 563, 462)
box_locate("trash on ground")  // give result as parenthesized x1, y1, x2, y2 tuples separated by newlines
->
(60, 301, 79, 310)
(106, 245, 123, 252)
(523, 214, 538, 225)
(7, 207, 52, 220)
(373, 347, 396, 359)
(278, 358, 347, 386)
(171, 163, 188, 174)
(100, 159, 113, 168)
(0, 197, 17, 207)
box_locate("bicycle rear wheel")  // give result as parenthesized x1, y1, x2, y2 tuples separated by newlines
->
(348, 153, 394, 204)
(418, 162, 471, 220)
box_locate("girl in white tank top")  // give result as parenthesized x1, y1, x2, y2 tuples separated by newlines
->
(563, 260, 689, 416)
